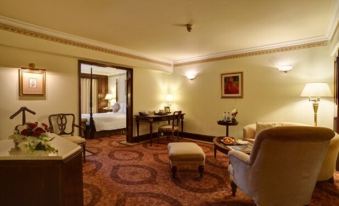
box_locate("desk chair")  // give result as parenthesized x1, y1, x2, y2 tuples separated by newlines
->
(158, 111, 182, 141)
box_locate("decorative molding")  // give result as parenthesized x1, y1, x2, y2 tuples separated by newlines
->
(0, 15, 335, 67)
(0, 16, 172, 67)
(174, 40, 328, 67)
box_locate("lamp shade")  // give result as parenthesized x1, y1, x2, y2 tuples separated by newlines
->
(300, 83, 332, 97)
(165, 94, 173, 102)
(105, 93, 113, 100)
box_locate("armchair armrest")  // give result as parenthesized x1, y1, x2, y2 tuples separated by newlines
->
(229, 150, 250, 165)
(228, 150, 252, 193)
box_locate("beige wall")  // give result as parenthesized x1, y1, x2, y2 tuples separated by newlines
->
(0, 28, 336, 140)
(173, 46, 334, 138)
(0, 29, 169, 139)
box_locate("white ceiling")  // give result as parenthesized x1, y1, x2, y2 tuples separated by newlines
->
(0, 0, 337, 62)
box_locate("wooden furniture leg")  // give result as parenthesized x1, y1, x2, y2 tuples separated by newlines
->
(231, 181, 237, 196)
(82, 143, 86, 162)
(198, 165, 204, 177)
(171, 166, 177, 178)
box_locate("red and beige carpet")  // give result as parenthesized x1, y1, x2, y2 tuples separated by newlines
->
(83, 136, 339, 206)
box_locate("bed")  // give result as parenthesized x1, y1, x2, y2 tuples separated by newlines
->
(81, 112, 126, 132)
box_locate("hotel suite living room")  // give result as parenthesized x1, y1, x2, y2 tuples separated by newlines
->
(1, 0, 339, 206)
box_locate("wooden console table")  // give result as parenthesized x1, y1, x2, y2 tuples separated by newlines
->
(135, 113, 185, 144)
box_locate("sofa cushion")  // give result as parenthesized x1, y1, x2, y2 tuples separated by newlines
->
(256, 122, 280, 135)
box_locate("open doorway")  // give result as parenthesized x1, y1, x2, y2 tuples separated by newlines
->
(78, 60, 133, 142)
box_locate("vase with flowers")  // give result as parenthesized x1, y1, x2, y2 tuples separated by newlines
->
(9, 122, 58, 153)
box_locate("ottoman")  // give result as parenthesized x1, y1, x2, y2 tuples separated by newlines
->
(168, 142, 206, 178)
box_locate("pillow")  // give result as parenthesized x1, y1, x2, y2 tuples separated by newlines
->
(112, 102, 120, 112)
(118, 102, 126, 113)
(256, 122, 280, 136)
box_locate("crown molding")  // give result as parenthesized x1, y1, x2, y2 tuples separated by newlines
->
(0, 15, 173, 67)
(0, 15, 334, 68)
(173, 38, 328, 66)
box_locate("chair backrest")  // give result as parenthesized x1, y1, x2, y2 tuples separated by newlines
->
(249, 126, 334, 205)
(48, 113, 76, 136)
(171, 111, 182, 127)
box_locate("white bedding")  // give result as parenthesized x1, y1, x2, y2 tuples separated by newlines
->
(81, 112, 126, 131)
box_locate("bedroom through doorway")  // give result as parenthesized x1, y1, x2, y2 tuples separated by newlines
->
(78, 60, 133, 142)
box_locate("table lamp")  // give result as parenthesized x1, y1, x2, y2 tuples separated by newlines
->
(165, 94, 173, 107)
(105, 93, 113, 107)
(300, 83, 332, 126)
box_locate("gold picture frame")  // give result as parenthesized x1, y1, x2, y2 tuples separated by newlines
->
(19, 68, 46, 96)
(221, 72, 243, 98)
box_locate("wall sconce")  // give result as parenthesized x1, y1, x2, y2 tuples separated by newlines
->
(300, 83, 332, 126)
(165, 94, 173, 106)
(277, 65, 293, 73)
(185, 71, 198, 80)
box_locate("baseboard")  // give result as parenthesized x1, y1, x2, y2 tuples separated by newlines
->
(132, 132, 214, 143)
(131, 133, 156, 143)
(181, 132, 214, 142)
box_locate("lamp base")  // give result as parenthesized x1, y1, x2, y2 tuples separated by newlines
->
(312, 100, 319, 127)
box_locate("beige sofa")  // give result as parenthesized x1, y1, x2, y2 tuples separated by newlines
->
(243, 122, 339, 181)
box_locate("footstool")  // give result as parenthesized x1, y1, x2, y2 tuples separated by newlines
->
(167, 142, 206, 178)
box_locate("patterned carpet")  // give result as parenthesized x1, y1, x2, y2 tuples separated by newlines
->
(83, 135, 339, 206)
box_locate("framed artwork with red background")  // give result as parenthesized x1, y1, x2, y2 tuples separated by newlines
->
(221, 72, 243, 98)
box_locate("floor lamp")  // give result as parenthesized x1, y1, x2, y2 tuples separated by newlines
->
(300, 83, 332, 126)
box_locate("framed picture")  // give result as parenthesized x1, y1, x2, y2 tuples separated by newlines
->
(19, 68, 46, 96)
(164, 106, 171, 113)
(221, 72, 243, 98)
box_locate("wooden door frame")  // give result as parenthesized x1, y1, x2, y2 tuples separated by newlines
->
(78, 60, 133, 142)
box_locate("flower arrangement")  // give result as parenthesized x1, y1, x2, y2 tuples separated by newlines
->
(9, 122, 58, 153)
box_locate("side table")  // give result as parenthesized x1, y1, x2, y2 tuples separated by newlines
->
(217, 120, 238, 136)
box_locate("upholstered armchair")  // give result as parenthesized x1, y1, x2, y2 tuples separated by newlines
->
(229, 126, 334, 206)
(243, 122, 339, 181)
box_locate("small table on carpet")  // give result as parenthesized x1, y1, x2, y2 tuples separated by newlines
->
(217, 120, 238, 136)
(213, 136, 253, 158)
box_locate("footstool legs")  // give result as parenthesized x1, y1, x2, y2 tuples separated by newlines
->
(198, 165, 204, 177)
(168, 142, 205, 179)
(171, 166, 177, 178)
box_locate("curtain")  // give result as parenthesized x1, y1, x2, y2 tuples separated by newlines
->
(81, 78, 98, 114)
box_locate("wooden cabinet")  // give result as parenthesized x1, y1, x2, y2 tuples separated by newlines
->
(0, 150, 83, 206)
(0, 136, 83, 206)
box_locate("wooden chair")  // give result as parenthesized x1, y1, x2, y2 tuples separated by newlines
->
(158, 111, 182, 141)
(48, 113, 86, 162)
